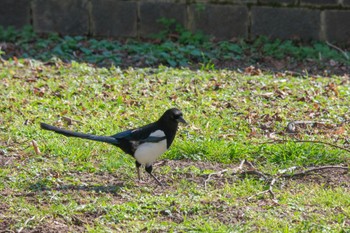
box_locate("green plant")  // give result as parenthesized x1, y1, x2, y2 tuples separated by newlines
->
(0, 26, 17, 41)
(0, 48, 5, 58)
(152, 17, 209, 45)
(0, 26, 349, 69)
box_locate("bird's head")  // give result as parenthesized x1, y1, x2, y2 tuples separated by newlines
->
(159, 108, 187, 126)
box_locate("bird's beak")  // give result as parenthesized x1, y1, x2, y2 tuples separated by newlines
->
(177, 116, 187, 125)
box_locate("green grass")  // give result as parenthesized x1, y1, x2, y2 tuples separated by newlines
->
(1, 56, 350, 232)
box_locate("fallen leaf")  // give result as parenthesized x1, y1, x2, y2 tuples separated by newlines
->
(326, 82, 339, 97)
(31, 140, 41, 155)
(244, 66, 262, 76)
(33, 87, 45, 97)
(260, 92, 274, 99)
(334, 124, 345, 135)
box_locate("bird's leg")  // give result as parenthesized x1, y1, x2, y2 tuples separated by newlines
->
(145, 165, 163, 186)
(135, 161, 142, 181)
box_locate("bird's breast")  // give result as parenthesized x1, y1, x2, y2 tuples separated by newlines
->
(133, 130, 167, 166)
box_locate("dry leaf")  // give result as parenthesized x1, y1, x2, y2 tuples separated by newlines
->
(244, 66, 262, 76)
(326, 82, 339, 97)
(33, 87, 45, 97)
(31, 140, 41, 155)
(62, 116, 73, 125)
(334, 125, 345, 135)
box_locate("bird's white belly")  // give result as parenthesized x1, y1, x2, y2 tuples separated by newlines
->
(134, 140, 167, 165)
(134, 130, 167, 166)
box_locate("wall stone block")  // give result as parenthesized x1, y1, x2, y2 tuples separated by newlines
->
(32, 0, 89, 35)
(252, 7, 321, 41)
(91, 0, 137, 37)
(343, 0, 350, 6)
(325, 10, 350, 43)
(139, 2, 187, 37)
(190, 4, 248, 40)
(259, 0, 296, 5)
(0, 0, 31, 28)
(300, 0, 338, 6)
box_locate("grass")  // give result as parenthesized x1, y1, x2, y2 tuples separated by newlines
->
(1, 26, 350, 232)
(1, 57, 350, 232)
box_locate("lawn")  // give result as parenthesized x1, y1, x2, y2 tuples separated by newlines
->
(1, 28, 350, 232)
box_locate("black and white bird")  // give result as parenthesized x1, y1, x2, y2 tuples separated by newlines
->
(40, 108, 187, 186)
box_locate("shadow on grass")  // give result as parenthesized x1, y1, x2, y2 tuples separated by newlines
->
(28, 180, 125, 195)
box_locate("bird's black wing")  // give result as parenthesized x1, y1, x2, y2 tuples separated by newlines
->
(111, 123, 165, 143)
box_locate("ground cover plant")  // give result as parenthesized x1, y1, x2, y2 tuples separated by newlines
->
(0, 25, 349, 75)
(1, 27, 350, 232)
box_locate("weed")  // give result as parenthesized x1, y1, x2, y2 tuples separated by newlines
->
(0, 25, 349, 70)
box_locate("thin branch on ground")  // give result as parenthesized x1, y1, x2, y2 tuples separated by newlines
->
(260, 139, 350, 153)
(238, 159, 246, 170)
(18, 216, 36, 233)
(244, 165, 348, 203)
(281, 165, 349, 178)
(204, 168, 229, 190)
(239, 170, 269, 180)
(243, 160, 256, 169)
(204, 160, 268, 189)
(247, 178, 278, 204)
(326, 41, 349, 60)
(204, 159, 249, 189)
(204, 156, 349, 202)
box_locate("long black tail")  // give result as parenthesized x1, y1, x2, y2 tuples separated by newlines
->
(40, 123, 119, 145)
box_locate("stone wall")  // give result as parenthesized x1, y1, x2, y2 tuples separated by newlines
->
(1, 0, 350, 43)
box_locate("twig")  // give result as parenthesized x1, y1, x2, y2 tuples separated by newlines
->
(18, 216, 36, 233)
(247, 178, 278, 204)
(238, 159, 246, 170)
(234, 162, 348, 203)
(261, 139, 350, 153)
(326, 41, 349, 60)
(72, 215, 88, 225)
(268, 178, 277, 202)
(204, 159, 248, 189)
(281, 165, 348, 178)
(278, 166, 299, 174)
(239, 170, 269, 180)
(244, 160, 256, 169)
(247, 165, 348, 202)
(204, 169, 228, 190)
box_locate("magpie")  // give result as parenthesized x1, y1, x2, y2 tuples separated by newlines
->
(40, 108, 187, 186)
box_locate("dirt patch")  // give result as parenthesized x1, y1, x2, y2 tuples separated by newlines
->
(23, 159, 349, 193)
(157, 159, 233, 188)
(158, 160, 350, 192)
(0, 202, 14, 231)
(0, 150, 21, 167)
(193, 56, 349, 76)
(20, 219, 80, 233)
(288, 168, 350, 188)
(0, 155, 16, 167)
